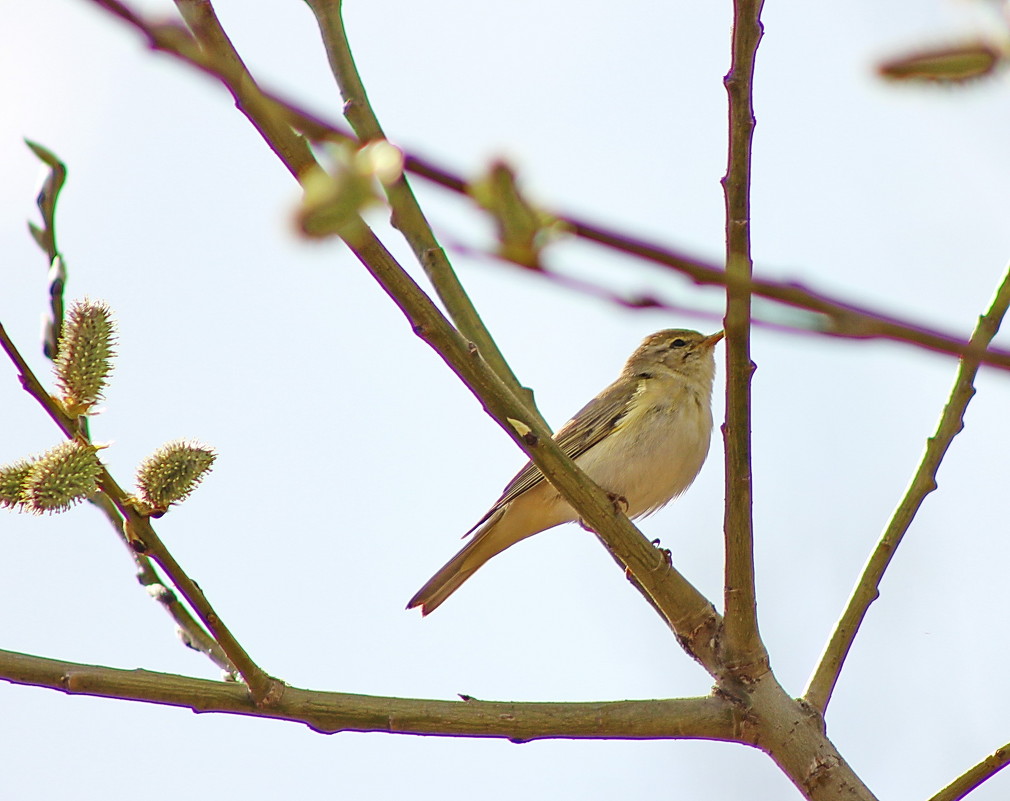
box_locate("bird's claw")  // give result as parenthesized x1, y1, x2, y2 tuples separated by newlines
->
(607, 492, 629, 514)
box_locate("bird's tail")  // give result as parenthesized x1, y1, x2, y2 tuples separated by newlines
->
(407, 511, 513, 615)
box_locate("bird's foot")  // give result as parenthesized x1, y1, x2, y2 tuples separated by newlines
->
(576, 493, 629, 531)
(651, 538, 673, 567)
(607, 492, 629, 514)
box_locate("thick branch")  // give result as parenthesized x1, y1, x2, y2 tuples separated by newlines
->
(0, 647, 738, 741)
(805, 264, 1010, 713)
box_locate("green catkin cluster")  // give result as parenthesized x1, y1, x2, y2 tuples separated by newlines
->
(0, 460, 34, 510)
(1, 442, 103, 514)
(54, 298, 116, 415)
(136, 440, 216, 512)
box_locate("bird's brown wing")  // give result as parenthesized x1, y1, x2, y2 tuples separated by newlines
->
(464, 377, 642, 535)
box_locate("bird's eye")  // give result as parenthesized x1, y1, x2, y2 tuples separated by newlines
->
(670, 338, 687, 348)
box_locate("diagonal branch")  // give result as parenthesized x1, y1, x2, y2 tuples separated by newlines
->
(342, 220, 727, 671)
(83, 0, 1010, 373)
(21, 140, 236, 677)
(304, 0, 545, 427)
(927, 742, 1010, 801)
(173, 0, 315, 179)
(76, 0, 727, 669)
(89, 491, 237, 676)
(804, 263, 1010, 714)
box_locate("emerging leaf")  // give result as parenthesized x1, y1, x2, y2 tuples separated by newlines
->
(468, 161, 558, 269)
(25, 139, 67, 263)
(295, 141, 401, 240)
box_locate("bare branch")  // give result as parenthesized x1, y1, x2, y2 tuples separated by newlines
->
(174, 0, 315, 178)
(0, 646, 739, 741)
(342, 222, 727, 668)
(304, 0, 546, 428)
(804, 263, 1010, 713)
(720, 0, 764, 672)
(90, 491, 237, 677)
(928, 743, 1010, 801)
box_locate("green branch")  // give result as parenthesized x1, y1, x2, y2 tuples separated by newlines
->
(720, 0, 765, 672)
(0, 646, 739, 741)
(805, 263, 1010, 713)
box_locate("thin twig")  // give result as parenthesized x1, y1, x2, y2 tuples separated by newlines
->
(0, 321, 274, 701)
(561, 216, 1010, 368)
(927, 743, 1010, 801)
(118, 510, 277, 703)
(804, 264, 1010, 714)
(304, 0, 545, 427)
(23, 139, 234, 676)
(89, 491, 237, 677)
(720, 0, 764, 670)
(82, 0, 1010, 373)
(24, 139, 67, 358)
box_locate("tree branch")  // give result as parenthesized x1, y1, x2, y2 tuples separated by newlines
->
(82, 0, 1010, 373)
(0, 647, 739, 741)
(174, 0, 315, 178)
(21, 139, 237, 678)
(341, 220, 727, 671)
(804, 263, 1010, 714)
(927, 743, 1010, 801)
(303, 0, 545, 427)
(720, 0, 765, 673)
(66, 0, 723, 691)
(90, 491, 237, 677)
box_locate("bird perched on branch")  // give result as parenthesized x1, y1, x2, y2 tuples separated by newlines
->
(408, 328, 723, 615)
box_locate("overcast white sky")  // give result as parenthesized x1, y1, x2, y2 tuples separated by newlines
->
(2, 1, 1010, 799)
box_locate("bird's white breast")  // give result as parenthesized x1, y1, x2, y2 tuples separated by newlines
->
(573, 376, 713, 518)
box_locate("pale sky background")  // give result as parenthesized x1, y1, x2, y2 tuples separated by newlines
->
(2, 1, 1010, 799)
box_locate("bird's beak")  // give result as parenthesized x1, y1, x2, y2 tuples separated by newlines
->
(702, 331, 725, 348)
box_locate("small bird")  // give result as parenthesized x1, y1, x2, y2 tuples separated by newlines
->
(407, 328, 723, 615)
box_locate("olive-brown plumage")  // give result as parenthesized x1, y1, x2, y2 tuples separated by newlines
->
(407, 328, 723, 615)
